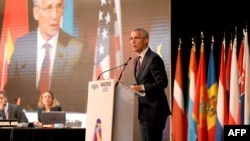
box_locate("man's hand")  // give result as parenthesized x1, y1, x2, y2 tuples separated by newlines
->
(130, 85, 142, 92)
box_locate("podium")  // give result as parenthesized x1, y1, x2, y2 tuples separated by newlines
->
(85, 79, 144, 141)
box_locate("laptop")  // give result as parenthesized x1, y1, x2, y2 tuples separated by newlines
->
(41, 111, 66, 125)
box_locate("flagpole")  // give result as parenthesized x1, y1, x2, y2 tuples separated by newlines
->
(211, 35, 214, 49)
(235, 26, 237, 43)
(201, 31, 204, 45)
(179, 37, 182, 49)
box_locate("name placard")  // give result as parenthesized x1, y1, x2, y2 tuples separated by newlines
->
(0, 119, 18, 127)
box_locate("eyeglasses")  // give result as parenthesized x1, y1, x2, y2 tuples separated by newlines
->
(37, 4, 64, 15)
(130, 37, 144, 41)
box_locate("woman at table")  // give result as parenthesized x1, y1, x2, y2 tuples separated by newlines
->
(34, 91, 62, 127)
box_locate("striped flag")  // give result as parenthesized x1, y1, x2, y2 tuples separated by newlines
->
(237, 35, 245, 124)
(226, 40, 233, 95)
(206, 43, 218, 141)
(93, 0, 121, 80)
(215, 38, 227, 141)
(228, 36, 240, 124)
(187, 41, 197, 141)
(243, 30, 250, 124)
(111, 0, 123, 80)
(172, 47, 185, 141)
(0, 0, 28, 90)
(225, 39, 233, 124)
(193, 38, 208, 141)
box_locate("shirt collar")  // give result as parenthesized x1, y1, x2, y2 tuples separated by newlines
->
(4, 102, 8, 111)
(37, 28, 59, 49)
(138, 47, 148, 60)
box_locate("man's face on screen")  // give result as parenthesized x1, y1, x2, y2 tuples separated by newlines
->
(33, 0, 64, 41)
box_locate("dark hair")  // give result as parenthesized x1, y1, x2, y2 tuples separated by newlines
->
(97, 118, 101, 123)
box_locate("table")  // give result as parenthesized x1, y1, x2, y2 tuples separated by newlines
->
(0, 127, 86, 141)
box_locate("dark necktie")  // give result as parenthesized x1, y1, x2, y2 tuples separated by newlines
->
(136, 56, 141, 77)
(39, 43, 51, 92)
(1, 110, 6, 119)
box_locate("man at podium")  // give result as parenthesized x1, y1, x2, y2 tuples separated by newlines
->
(129, 27, 171, 141)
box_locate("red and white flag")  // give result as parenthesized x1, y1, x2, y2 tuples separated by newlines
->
(172, 47, 185, 141)
(93, 0, 122, 80)
(243, 30, 250, 124)
(228, 36, 240, 124)
(215, 38, 227, 141)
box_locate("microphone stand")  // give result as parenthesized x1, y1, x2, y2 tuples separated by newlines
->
(97, 57, 131, 83)
(115, 64, 128, 87)
(115, 57, 131, 87)
(97, 64, 126, 80)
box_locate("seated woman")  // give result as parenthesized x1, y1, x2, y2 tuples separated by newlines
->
(34, 91, 62, 127)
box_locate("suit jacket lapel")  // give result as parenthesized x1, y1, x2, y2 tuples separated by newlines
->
(136, 48, 151, 82)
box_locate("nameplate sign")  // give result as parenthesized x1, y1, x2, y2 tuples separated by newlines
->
(0, 119, 18, 127)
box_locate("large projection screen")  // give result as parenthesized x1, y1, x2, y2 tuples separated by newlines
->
(0, 0, 170, 115)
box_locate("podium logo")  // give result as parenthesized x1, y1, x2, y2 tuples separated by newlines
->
(91, 84, 98, 91)
(100, 81, 111, 86)
(100, 81, 112, 92)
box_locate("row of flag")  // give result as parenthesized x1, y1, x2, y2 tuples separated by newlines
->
(172, 29, 250, 141)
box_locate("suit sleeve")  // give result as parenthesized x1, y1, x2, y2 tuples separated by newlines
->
(16, 105, 29, 123)
(144, 56, 168, 92)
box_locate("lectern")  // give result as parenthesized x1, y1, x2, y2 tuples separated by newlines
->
(85, 79, 144, 141)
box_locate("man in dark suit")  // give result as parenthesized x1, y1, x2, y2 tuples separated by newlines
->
(0, 91, 28, 123)
(4, 0, 91, 112)
(129, 28, 171, 141)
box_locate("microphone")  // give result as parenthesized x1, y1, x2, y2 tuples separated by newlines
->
(97, 57, 132, 80)
(115, 57, 131, 87)
(123, 57, 132, 66)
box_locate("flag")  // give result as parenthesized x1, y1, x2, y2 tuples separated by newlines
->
(237, 35, 245, 124)
(187, 41, 197, 141)
(206, 44, 218, 141)
(172, 47, 185, 141)
(0, 0, 28, 90)
(226, 40, 233, 93)
(228, 36, 240, 124)
(215, 38, 227, 141)
(193, 39, 208, 141)
(93, 0, 121, 80)
(111, 0, 123, 80)
(225, 39, 232, 124)
(243, 30, 250, 124)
